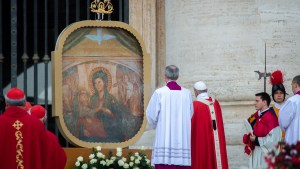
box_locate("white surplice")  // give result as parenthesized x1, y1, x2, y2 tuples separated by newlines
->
(146, 86, 193, 166)
(249, 126, 282, 169)
(279, 94, 300, 145)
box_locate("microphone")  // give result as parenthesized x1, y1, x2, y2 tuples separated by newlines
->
(212, 120, 217, 130)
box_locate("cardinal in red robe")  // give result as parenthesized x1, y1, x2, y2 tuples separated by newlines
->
(29, 105, 67, 169)
(191, 81, 228, 169)
(0, 88, 52, 169)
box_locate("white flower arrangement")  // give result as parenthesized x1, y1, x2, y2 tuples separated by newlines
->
(77, 156, 84, 162)
(72, 146, 153, 169)
(116, 151, 122, 157)
(75, 161, 80, 167)
(81, 163, 88, 169)
(118, 159, 124, 166)
(89, 154, 95, 159)
(96, 146, 102, 151)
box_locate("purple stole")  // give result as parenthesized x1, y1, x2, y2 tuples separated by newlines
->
(296, 91, 300, 95)
(166, 81, 181, 90)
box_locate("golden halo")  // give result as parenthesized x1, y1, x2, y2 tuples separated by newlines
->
(88, 67, 112, 95)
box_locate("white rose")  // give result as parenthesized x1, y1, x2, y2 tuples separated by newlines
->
(96, 146, 101, 151)
(146, 159, 150, 164)
(106, 162, 110, 166)
(122, 157, 127, 162)
(129, 162, 134, 166)
(134, 167, 139, 169)
(111, 156, 116, 160)
(106, 159, 110, 166)
(75, 161, 80, 166)
(117, 147, 122, 152)
(102, 154, 106, 159)
(116, 151, 122, 157)
(138, 156, 142, 160)
(123, 163, 129, 168)
(92, 167, 97, 169)
(130, 156, 135, 161)
(135, 159, 140, 164)
(96, 152, 103, 158)
(118, 159, 125, 166)
(135, 152, 139, 156)
(100, 160, 106, 166)
(81, 163, 88, 169)
(89, 154, 95, 159)
(77, 156, 84, 162)
(110, 159, 114, 164)
(90, 159, 97, 164)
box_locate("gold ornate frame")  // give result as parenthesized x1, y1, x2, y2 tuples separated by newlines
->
(51, 20, 151, 148)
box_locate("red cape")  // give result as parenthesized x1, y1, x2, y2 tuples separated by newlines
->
(191, 98, 228, 169)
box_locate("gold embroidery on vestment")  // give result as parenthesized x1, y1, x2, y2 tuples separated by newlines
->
(13, 120, 24, 169)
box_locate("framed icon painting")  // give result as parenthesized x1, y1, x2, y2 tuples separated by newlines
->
(52, 21, 151, 148)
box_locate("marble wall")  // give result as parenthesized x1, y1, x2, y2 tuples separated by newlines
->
(165, 0, 300, 100)
(129, 0, 300, 168)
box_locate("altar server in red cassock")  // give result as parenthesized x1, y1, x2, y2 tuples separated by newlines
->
(0, 88, 50, 169)
(29, 105, 67, 169)
(244, 92, 281, 169)
(191, 81, 228, 169)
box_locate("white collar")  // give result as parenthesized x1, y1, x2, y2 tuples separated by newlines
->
(258, 107, 269, 116)
(196, 92, 209, 100)
(274, 102, 283, 109)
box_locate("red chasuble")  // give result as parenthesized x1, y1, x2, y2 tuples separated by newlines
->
(191, 98, 228, 169)
(0, 106, 63, 169)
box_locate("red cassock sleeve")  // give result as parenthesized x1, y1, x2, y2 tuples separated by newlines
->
(191, 99, 228, 169)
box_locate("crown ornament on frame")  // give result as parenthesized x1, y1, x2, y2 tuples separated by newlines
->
(90, 0, 114, 20)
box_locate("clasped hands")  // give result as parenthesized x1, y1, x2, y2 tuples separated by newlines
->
(92, 104, 114, 118)
(249, 132, 256, 142)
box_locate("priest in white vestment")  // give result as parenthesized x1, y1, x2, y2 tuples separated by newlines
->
(146, 65, 193, 169)
(279, 75, 300, 145)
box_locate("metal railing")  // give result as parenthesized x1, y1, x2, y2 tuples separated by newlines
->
(0, 0, 129, 147)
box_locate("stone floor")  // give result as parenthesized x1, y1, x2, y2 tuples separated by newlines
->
(130, 128, 250, 169)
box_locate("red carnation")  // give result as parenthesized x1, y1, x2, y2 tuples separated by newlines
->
(291, 157, 300, 165)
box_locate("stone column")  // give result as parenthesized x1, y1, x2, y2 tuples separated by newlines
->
(129, 0, 159, 91)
